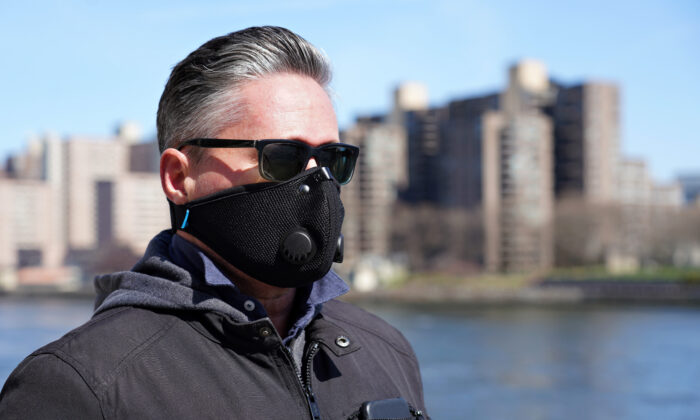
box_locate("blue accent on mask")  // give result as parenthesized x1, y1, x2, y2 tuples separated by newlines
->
(180, 209, 190, 229)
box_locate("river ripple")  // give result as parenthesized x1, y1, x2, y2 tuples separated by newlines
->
(362, 302, 700, 420)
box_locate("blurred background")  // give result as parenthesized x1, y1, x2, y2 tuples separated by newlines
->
(1, 1, 699, 419)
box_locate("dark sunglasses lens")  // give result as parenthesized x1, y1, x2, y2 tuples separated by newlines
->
(318, 146, 358, 184)
(260, 143, 307, 181)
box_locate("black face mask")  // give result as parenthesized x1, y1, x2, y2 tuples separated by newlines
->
(169, 167, 344, 288)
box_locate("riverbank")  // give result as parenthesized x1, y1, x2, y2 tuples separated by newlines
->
(342, 270, 700, 305)
(4, 269, 700, 305)
(0, 288, 95, 300)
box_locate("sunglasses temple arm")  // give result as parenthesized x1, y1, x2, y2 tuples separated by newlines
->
(178, 139, 258, 150)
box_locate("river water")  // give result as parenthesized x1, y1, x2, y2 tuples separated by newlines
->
(2, 297, 700, 420)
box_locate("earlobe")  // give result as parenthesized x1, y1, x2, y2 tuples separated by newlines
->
(160, 149, 190, 205)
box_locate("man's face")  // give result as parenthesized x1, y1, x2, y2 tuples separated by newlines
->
(187, 72, 339, 200)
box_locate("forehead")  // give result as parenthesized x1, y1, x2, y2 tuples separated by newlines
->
(222, 73, 338, 144)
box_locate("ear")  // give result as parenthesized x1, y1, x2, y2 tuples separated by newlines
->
(160, 148, 191, 205)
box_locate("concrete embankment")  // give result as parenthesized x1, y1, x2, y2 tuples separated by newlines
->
(5, 278, 700, 305)
(537, 279, 700, 303)
(344, 279, 700, 305)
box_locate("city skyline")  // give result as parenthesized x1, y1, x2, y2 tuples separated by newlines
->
(0, 1, 698, 183)
(1, 58, 697, 291)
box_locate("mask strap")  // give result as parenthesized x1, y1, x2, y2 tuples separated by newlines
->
(168, 200, 188, 233)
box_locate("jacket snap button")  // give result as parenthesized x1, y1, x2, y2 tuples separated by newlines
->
(243, 300, 255, 311)
(335, 335, 350, 348)
(299, 184, 310, 194)
(259, 327, 273, 337)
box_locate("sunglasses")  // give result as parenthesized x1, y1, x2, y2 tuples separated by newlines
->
(177, 138, 359, 185)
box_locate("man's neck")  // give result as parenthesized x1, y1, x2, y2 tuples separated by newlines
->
(176, 230, 297, 336)
(235, 280, 297, 336)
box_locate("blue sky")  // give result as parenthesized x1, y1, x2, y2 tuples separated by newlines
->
(1, 0, 698, 182)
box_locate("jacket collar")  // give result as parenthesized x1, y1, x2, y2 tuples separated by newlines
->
(186, 309, 362, 357)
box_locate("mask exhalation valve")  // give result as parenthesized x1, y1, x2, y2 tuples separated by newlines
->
(282, 229, 316, 265)
(334, 234, 344, 263)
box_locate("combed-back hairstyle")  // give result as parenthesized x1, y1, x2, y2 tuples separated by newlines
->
(156, 26, 332, 154)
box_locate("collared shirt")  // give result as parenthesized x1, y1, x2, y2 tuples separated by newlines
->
(168, 234, 349, 344)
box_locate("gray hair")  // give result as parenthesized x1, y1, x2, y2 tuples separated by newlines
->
(156, 26, 332, 154)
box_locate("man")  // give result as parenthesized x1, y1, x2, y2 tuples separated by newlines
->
(0, 26, 428, 419)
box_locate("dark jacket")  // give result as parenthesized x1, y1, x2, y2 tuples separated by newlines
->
(0, 234, 428, 419)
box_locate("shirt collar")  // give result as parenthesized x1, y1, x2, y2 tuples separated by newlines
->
(168, 233, 349, 338)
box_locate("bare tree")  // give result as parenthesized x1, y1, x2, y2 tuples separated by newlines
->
(553, 197, 621, 266)
(390, 203, 484, 272)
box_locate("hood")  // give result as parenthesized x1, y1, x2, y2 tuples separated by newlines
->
(93, 230, 249, 323)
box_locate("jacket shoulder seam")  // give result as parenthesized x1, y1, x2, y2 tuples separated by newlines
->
(48, 306, 131, 351)
(98, 312, 180, 390)
(49, 308, 180, 394)
(24, 352, 106, 419)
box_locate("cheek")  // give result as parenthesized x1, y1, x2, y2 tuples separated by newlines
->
(231, 167, 266, 186)
(190, 173, 226, 199)
(190, 152, 264, 199)
(193, 168, 263, 198)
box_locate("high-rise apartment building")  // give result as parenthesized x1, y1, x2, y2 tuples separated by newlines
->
(678, 174, 700, 205)
(382, 62, 558, 271)
(613, 159, 684, 266)
(440, 94, 500, 209)
(0, 179, 69, 289)
(0, 180, 56, 267)
(399, 107, 446, 205)
(0, 124, 169, 290)
(341, 121, 406, 265)
(340, 84, 416, 266)
(614, 159, 653, 264)
(552, 83, 620, 203)
(399, 92, 500, 209)
(390, 61, 628, 271)
(482, 61, 555, 271)
(64, 136, 130, 250)
(97, 174, 169, 254)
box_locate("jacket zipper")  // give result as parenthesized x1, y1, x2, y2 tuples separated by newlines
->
(289, 342, 425, 420)
(303, 342, 322, 420)
(283, 341, 321, 420)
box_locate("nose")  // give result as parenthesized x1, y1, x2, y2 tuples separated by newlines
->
(306, 157, 318, 170)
